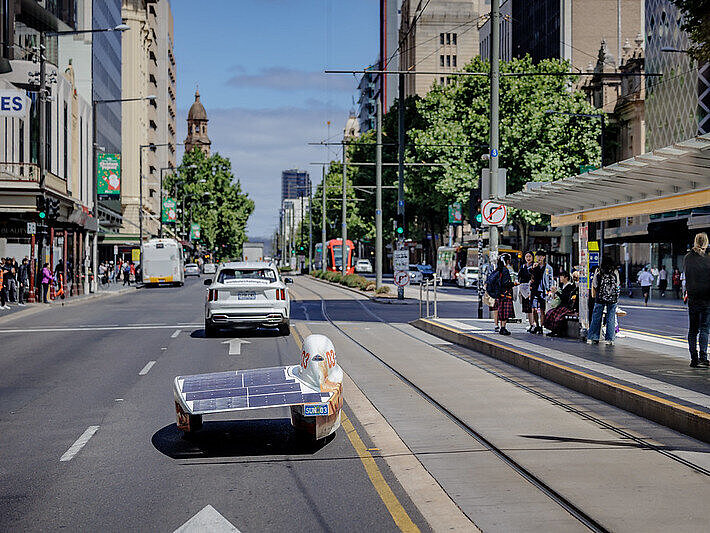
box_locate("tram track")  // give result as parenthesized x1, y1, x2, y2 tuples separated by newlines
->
(295, 281, 611, 533)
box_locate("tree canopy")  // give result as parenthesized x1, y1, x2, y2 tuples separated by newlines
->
(671, 0, 710, 63)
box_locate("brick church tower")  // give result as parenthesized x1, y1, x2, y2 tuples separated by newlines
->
(184, 89, 211, 155)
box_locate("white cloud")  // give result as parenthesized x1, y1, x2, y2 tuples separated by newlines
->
(177, 103, 350, 237)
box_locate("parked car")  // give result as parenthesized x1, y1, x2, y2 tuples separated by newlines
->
(184, 263, 200, 277)
(202, 263, 217, 275)
(204, 261, 292, 337)
(456, 266, 480, 288)
(355, 258, 373, 274)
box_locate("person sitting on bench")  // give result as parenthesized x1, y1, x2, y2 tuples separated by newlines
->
(544, 271, 578, 337)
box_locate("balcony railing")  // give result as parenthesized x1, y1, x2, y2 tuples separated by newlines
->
(0, 162, 67, 195)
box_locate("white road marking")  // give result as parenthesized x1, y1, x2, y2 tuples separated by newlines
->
(222, 338, 250, 355)
(0, 324, 198, 334)
(621, 304, 685, 311)
(171, 329, 181, 338)
(139, 361, 156, 375)
(619, 330, 687, 349)
(174, 505, 241, 533)
(59, 425, 99, 462)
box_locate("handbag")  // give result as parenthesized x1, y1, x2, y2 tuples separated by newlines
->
(519, 282, 531, 299)
(483, 291, 496, 307)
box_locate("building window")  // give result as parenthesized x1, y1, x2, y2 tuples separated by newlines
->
(452, 55, 457, 67)
(440, 55, 444, 67)
(446, 33, 451, 45)
(45, 101, 51, 173)
(446, 55, 451, 67)
(440, 33, 444, 45)
(19, 119, 24, 163)
(440, 77, 445, 85)
(452, 33, 457, 45)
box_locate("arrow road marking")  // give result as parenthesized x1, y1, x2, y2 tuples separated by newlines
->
(174, 505, 241, 533)
(222, 338, 250, 356)
(60, 425, 99, 462)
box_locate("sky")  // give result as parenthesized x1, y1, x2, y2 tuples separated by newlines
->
(171, 0, 380, 239)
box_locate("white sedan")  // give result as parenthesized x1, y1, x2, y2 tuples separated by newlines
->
(204, 261, 292, 337)
(202, 263, 217, 274)
(456, 266, 480, 288)
(184, 263, 200, 277)
(355, 259, 373, 274)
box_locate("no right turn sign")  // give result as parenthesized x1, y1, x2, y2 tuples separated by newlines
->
(481, 200, 507, 226)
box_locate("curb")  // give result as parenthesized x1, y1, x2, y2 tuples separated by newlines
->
(411, 318, 710, 444)
(0, 286, 137, 324)
(306, 275, 419, 304)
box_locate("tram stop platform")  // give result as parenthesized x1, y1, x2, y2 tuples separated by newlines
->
(412, 316, 710, 444)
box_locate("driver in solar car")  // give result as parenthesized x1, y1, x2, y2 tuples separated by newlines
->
(173, 334, 343, 441)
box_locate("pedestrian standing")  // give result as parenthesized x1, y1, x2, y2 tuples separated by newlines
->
(684, 233, 710, 367)
(41, 263, 53, 303)
(658, 265, 668, 298)
(518, 252, 535, 332)
(530, 252, 554, 335)
(123, 261, 131, 286)
(0, 258, 9, 310)
(637, 267, 654, 306)
(587, 257, 621, 345)
(7, 258, 17, 302)
(672, 267, 682, 300)
(17, 258, 28, 306)
(490, 256, 514, 336)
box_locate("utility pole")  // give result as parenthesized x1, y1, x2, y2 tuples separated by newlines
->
(375, 96, 383, 290)
(321, 166, 327, 273)
(36, 32, 47, 297)
(341, 142, 347, 277)
(308, 181, 313, 273)
(397, 72, 405, 299)
(488, 0, 500, 261)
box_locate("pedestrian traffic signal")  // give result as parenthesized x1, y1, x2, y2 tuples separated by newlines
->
(469, 188, 482, 229)
(36, 196, 46, 219)
(298, 245, 305, 252)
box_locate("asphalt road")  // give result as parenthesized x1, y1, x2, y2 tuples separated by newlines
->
(0, 278, 427, 532)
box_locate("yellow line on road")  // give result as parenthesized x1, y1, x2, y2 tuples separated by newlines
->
(291, 321, 419, 533)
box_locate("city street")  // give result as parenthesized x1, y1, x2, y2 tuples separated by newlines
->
(2, 276, 709, 532)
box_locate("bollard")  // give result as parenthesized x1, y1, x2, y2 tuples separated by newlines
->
(433, 274, 438, 318)
(425, 279, 430, 318)
(419, 280, 423, 318)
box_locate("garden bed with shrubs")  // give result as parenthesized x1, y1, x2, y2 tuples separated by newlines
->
(310, 270, 391, 295)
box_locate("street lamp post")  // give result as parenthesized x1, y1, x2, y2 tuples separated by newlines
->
(92, 95, 155, 292)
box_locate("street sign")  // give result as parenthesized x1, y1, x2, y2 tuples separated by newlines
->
(481, 200, 507, 226)
(448, 202, 463, 224)
(579, 164, 598, 174)
(393, 249, 409, 271)
(490, 148, 498, 158)
(394, 270, 410, 287)
(26, 222, 36, 235)
(113, 245, 118, 255)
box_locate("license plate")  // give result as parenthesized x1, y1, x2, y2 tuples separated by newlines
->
(304, 404, 329, 417)
(237, 291, 256, 300)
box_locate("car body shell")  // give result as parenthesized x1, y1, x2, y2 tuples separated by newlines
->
(457, 266, 480, 288)
(184, 263, 200, 277)
(354, 259, 373, 274)
(205, 261, 289, 329)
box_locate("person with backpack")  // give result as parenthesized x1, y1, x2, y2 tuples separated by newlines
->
(487, 256, 514, 336)
(684, 232, 710, 367)
(587, 256, 621, 345)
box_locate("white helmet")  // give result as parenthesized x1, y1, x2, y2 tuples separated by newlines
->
(296, 334, 343, 389)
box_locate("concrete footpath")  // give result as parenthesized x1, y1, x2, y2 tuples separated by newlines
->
(0, 283, 136, 323)
(413, 316, 710, 443)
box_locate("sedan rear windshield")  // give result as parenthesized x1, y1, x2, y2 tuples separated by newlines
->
(218, 268, 277, 283)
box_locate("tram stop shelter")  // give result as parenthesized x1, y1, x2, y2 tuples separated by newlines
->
(504, 133, 710, 330)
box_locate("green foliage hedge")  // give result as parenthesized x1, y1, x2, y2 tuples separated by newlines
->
(310, 270, 372, 291)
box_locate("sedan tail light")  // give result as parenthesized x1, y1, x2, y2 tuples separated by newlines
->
(275, 288, 286, 300)
(208, 289, 218, 301)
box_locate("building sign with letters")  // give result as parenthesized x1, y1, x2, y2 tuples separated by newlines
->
(0, 89, 29, 117)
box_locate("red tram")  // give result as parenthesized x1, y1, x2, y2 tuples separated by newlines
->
(325, 239, 354, 275)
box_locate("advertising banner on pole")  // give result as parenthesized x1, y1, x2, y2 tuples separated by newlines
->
(189, 223, 201, 241)
(447, 202, 463, 224)
(162, 198, 177, 223)
(97, 153, 121, 198)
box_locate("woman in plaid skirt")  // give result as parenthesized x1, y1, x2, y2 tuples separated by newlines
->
(492, 256, 515, 335)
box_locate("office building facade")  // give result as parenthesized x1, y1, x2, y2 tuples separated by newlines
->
(281, 170, 310, 202)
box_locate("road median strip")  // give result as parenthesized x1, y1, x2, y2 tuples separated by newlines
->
(412, 318, 710, 445)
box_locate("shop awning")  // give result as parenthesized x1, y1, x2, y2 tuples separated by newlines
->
(504, 133, 710, 227)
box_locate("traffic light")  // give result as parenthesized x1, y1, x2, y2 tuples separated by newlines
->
(396, 213, 405, 236)
(298, 244, 305, 252)
(36, 195, 47, 219)
(47, 198, 60, 220)
(469, 188, 482, 229)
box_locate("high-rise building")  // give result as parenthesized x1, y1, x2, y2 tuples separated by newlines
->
(380, 0, 401, 112)
(399, 0, 479, 98)
(281, 170, 310, 203)
(645, 0, 710, 150)
(119, 0, 175, 242)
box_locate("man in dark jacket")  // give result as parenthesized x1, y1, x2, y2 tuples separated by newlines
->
(17, 258, 29, 306)
(684, 232, 710, 367)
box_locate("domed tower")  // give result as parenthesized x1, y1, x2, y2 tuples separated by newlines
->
(185, 89, 211, 155)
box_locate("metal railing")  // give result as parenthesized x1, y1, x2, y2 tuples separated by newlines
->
(419, 274, 439, 318)
(0, 162, 40, 182)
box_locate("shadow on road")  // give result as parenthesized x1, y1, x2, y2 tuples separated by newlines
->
(152, 419, 333, 459)
(189, 327, 285, 339)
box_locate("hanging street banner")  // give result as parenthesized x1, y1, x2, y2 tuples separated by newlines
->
(448, 202, 463, 224)
(189, 222, 201, 241)
(97, 153, 121, 198)
(162, 197, 177, 223)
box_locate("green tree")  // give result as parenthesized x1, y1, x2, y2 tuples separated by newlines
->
(671, 0, 710, 63)
(408, 56, 601, 246)
(165, 148, 254, 260)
